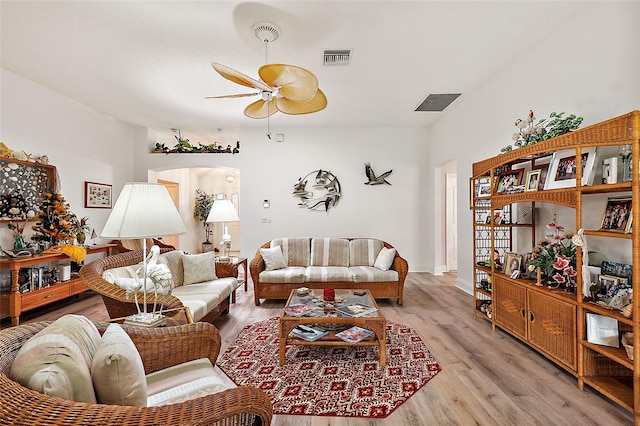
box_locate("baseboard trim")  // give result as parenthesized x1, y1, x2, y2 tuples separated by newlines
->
(456, 278, 473, 295)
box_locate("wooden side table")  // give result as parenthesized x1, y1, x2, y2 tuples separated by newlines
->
(216, 256, 247, 303)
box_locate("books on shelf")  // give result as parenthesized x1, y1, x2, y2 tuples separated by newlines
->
(336, 303, 377, 317)
(284, 303, 316, 317)
(335, 326, 374, 343)
(290, 325, 329, 342)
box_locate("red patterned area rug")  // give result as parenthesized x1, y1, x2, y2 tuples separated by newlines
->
(217, 317, 441, 418)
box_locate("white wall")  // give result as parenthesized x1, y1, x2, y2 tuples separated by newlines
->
(427, 1, 640, 294)
(134, 126, 430, 270)
(0, 68, 137, 249)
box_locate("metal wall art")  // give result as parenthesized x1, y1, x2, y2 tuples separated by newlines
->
(364, 162, 392, 185)
(293, 169, 341, 212)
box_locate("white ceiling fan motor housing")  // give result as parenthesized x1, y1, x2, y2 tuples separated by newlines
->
(252, 22, 281, 44)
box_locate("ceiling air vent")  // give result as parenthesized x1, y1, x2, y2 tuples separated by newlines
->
(324, 49, 351, 65)
(415, 93, 461, 112)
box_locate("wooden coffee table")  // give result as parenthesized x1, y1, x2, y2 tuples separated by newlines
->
(279, 289, 386, 366)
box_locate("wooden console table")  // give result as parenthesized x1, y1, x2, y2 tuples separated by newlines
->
(0, 244, 114, 325)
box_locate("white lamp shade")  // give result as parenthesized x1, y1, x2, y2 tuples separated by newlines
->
(206, 199, 240, 223)
(101, 182, 187, 239)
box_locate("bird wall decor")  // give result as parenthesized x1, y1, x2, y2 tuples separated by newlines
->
(293, 169, 341, 212)
(364, 162, 393, 185)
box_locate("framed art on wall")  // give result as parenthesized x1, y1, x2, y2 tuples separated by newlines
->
(0, 158, 57, 221)
(84, 181, 112, 208)
(544, 148, 597, 190)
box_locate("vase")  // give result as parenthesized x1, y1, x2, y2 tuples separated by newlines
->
(13, 235, 25, 250)
(77, 232, 86, 245)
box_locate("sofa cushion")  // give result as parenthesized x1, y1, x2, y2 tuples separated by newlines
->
(349, 266, 399, 283)
(10, 314, 100, 403)
(305, 266, 352, 282)
(146, 358, 232, 406)
(172, 277, 236, 322)
(260, 245, 287, 271)
(271, 238, 310, 267)
(259, 266, 307, 284)
(374, 247, 396, 271)
(158, 250, 185, 287)
(349, 239, 384, 267)
(310, 238, 350, 267)
(182, 251, 217, 285)
(91, 323, 147, 406)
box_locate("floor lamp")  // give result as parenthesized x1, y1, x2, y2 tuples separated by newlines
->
(101, 182, 187, 326)
(206, 199, 239, 260)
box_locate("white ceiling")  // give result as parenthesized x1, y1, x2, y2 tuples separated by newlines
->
(1, 1, 588, 141)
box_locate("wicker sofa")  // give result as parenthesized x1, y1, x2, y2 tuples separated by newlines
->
(80, 249, 238, 323)
(0, 320, 272, 426)
(250, 237, 408, 306)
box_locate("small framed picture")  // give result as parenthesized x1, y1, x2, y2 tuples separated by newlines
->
(84, 181, 112, 208)
(524, 170, 542, 192)
(544, 147, 597, 189)
(494, 169, 524, 194)
(532, 160, 551, 191)
(504, 252, 522, 276)
(599, 196, 632, 233)
(476, 182, 491, 197)
(599, 274, 620, 297)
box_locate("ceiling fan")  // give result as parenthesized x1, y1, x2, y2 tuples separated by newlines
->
(206, 23, 327, 122)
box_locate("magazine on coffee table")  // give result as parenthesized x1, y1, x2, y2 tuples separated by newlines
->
(284, 303, 317, 317)
(336, 303, 377, 318)
(290, 325, 329, 342)
(335, 326, 375, 343)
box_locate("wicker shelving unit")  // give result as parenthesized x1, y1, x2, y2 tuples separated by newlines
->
(471, 111, 640, 423)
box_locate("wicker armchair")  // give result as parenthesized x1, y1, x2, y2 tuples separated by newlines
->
(0, 321, 272, 425)
(79, 249, 238, 323)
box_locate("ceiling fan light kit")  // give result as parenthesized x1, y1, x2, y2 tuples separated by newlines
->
(208, 22, 327, 121)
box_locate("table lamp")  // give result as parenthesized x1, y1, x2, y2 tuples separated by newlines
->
(206, 199, 239, 260)
(101, 182, 187, 326)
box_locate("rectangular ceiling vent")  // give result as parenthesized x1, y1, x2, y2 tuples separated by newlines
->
(415, 93, 461, 112)
(323, 49, 351, 65)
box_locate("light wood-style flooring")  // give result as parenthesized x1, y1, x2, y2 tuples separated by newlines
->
(6, 273, 634, 425)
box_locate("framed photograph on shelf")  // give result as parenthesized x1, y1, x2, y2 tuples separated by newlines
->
(494, 169, 524, 194)
(84, 181, 112, 208)
(476, 182, 491, 197)
(524, 170, 541, 192)
(504, 252, 522, 276)
(532, 159, 551, 190)
(544, 147, 597, 190)
(599, 196, 632, 233)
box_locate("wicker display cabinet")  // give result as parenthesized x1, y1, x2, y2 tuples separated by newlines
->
(471, 111, 640, 423)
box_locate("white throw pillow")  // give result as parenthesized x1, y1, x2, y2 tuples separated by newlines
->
(91, 324, 147, 406)
(260, 246, 287, 271)
(182, 251, 217, 285)
(374, 247, 396, 271)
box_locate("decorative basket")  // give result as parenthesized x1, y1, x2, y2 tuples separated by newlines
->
(621, 332, 634, 360)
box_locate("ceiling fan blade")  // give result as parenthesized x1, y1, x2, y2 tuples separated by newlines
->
(275, 88, 327, 115)
(244, 99, 278, 119)
(205, 93, 259, 99)
(259, 64, 319, 102)
(211, 62, 272, 92)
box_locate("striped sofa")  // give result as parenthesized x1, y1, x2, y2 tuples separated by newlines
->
(249, 238, 408, 306)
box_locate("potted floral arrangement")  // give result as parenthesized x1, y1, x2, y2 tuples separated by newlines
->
(527, 214, 578, 293)
(501, 110, 583, 153)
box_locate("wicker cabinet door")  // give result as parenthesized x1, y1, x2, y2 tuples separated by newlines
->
(527, 291, 577, 371)
(493, 277, 527, 340)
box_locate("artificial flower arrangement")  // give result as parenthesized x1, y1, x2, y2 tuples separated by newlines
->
(527, 214, 578, 293)
(31, 191, 75, 244)
(501, 110, 583, 153)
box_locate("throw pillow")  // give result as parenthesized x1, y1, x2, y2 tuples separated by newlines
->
(182, 251, 217, 285)
(374, 247, 396, 271)
(10, 314, 101, 403)
(260, 246, 287, 271)
(91, 324, 147, 406)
